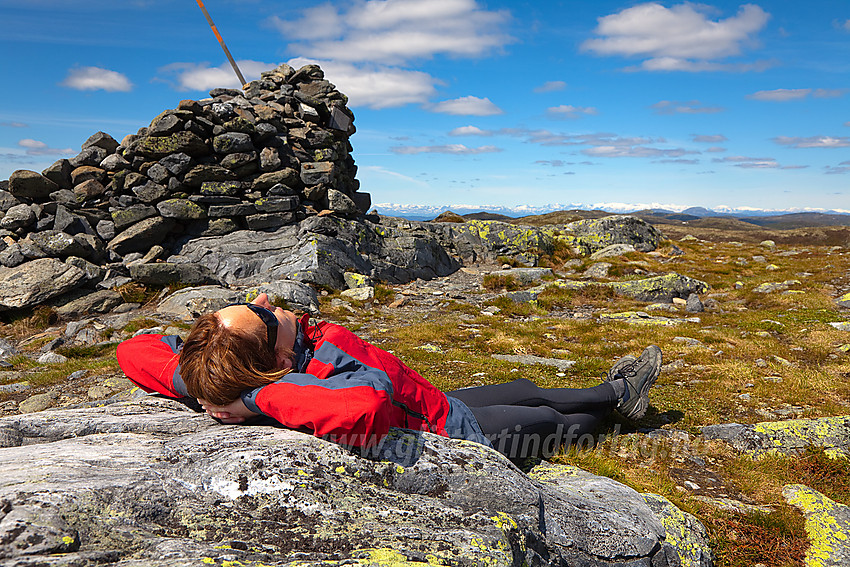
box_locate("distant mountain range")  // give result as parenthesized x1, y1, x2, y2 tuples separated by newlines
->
(373, 203, 850, 226)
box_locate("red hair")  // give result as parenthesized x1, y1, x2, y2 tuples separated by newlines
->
(179, 313, 293, 405)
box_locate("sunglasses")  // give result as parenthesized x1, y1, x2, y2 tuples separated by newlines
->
(225, 303, 279, 353)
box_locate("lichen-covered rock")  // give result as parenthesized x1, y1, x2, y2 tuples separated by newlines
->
(608, 273, 709, 302)
(836, 292, 850, 309)
(702, 416, 850, 458)
(0, 258, 85, 310)
(784, 484, 850, 567)
(541, 273, 709, 303)
(561, 215, 665, 255)
(0, 400, 712, 566)
(134, 131, 209, 158)
(157, 198, 206, 220)
(434, 219, 555, 265)
(753, 279, 801, 293)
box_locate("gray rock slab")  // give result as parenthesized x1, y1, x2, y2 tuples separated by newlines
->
(0, 258, 86, 310)
(54, 290, 124, 318)
(0, 400, 712, 566)
(107, 217, 175, 256)
(128, 262, 220, 286)
(702, 416, 850, 457)
(156, 286, 239, 320)
(495, 267, 553, 284)
(590, 243, 637, 260)
(175, 218, 460, 289)
(784, 484, 850, 567)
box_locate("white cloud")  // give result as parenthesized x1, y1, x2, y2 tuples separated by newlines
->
(270, 0, 512, 66)
(748, 88, 846, 101)
(390, 144, 502, 155)
(360, 165, 429, 186)
(288, 57, 437, 109)
(814, 89, 846, 98)
(693, 134, 727, 143)
(712, 155, 807, 169)
(449, 125, 492, 136)
(428, 96, 503, 116)
(583, 145, 695, 158)
(61, 66, 133, 92)
(714, 155, 779, 168)
(1, 121, 27, 128)
(158, 60, 274, 92)
(652, 100, 724, 114)
(705, 146, 727, 153)
(534, 81, 566, 93)
(17, 138, 72, 156)
(825, 160, 850, 175)
(749, 88, 810, 101)
(773, 136, 850, 148)
(581, 3, 770, 72)
(633, 57, 771, 73)
(547, 105, 598, 119)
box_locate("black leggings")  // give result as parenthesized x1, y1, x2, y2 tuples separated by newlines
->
(447, 378, 618, 460)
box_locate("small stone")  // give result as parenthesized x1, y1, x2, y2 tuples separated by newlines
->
(38, 351, 68, 364)
(18, 391, 59, 413)
(340, 287, 374, 301)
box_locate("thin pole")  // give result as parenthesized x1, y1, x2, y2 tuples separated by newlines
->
(195, 0, 248, 88)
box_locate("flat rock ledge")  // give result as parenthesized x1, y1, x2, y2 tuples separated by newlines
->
(701, 415, 850, 458)
(0, 398, 712, 566)
(784, 484, 850, 567)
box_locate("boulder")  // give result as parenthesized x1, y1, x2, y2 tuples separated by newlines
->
(608, 273, 709, 302)
(127, 262, 220, 286)
(29, 230, 90, 258)
(82, 131, 119, 153)
(56, 289, 124, 319)
(0, 258, 86, 310)
(561, 215, 665, 255)
(0, 203, 36, 231)
(175, 217, 460, 288)
(8, 170, 58, 200)
(0, 400, 711, 566)
(0, 189, 18, 212)
(107, 217, 174, 256)
(327, 188, 358, 215)
(702, 416, 850, 458)
(157, 199, 206, 220)
(41, 159, 73, 189)
(135, 131, 208, 158)
(590, 243, 637, 260)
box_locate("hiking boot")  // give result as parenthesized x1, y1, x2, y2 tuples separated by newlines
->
(605, 345, 662, 420)
(604, 355, 636, 382)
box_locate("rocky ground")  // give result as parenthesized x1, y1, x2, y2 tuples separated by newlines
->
(2, 218, 850, 566)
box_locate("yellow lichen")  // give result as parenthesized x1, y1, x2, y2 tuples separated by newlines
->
(784, 484, 850, 567)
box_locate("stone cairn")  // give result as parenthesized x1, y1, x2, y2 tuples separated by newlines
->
(0, 63, 366, 288)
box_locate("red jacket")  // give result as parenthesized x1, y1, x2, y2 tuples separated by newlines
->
(117, 317, 486, 448)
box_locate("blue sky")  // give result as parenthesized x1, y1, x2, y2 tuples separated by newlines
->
(1, 0, 848, 214)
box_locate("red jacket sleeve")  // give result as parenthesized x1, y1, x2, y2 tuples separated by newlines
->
(117, 334, 187, 398)
(241, 365, 394, 448)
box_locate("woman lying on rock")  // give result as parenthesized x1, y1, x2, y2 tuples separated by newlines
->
(117, 293, 661, 461)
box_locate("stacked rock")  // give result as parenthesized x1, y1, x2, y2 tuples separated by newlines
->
(0, 63, 365, 276)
